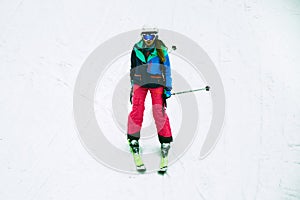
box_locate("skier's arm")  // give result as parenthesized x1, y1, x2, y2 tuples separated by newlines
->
(130, 50, 137, 86)
(129, 49, 137, 104)
(164, 53, 172, 91)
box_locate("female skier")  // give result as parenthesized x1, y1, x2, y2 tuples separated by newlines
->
(127, 27, 172, 172)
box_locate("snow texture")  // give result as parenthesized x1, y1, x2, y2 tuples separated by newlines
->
(1, 0, 300, 199)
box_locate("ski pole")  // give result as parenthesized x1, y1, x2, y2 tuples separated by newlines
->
(172, 86, 210, 96)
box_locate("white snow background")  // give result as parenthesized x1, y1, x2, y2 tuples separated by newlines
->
(1, 0, 300, 199)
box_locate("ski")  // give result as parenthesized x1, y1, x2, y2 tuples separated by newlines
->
(158, 156, 168, 174)
(132, 152, 146, 172)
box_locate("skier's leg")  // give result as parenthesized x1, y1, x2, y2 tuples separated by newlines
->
(149, 87, 173, 143)
(127, 84, 148, 141)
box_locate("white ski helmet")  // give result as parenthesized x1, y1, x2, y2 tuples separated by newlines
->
(140, 25, 159, 35)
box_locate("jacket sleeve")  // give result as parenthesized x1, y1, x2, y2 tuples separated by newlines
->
(164, 53, 172, 91)
(130, 50, 136, 85)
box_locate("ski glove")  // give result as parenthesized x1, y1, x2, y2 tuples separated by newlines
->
(130, 86, 133, 104)
(163, 88, 172, 99)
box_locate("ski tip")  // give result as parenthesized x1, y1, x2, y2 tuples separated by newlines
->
(157, 170, 167, 175)
(136, 165, 146, 173)
(157, 167, 168, 175)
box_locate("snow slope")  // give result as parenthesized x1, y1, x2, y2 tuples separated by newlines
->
(0, 0, 300, 199)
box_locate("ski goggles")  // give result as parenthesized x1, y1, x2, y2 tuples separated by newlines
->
(142, 33, 156, 41)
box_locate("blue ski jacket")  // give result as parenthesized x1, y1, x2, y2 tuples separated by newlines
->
(130, 39, 172, 91)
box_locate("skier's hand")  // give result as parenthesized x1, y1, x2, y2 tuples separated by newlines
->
(163, 88, 172, 99)
(130, 86, 133, 104)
